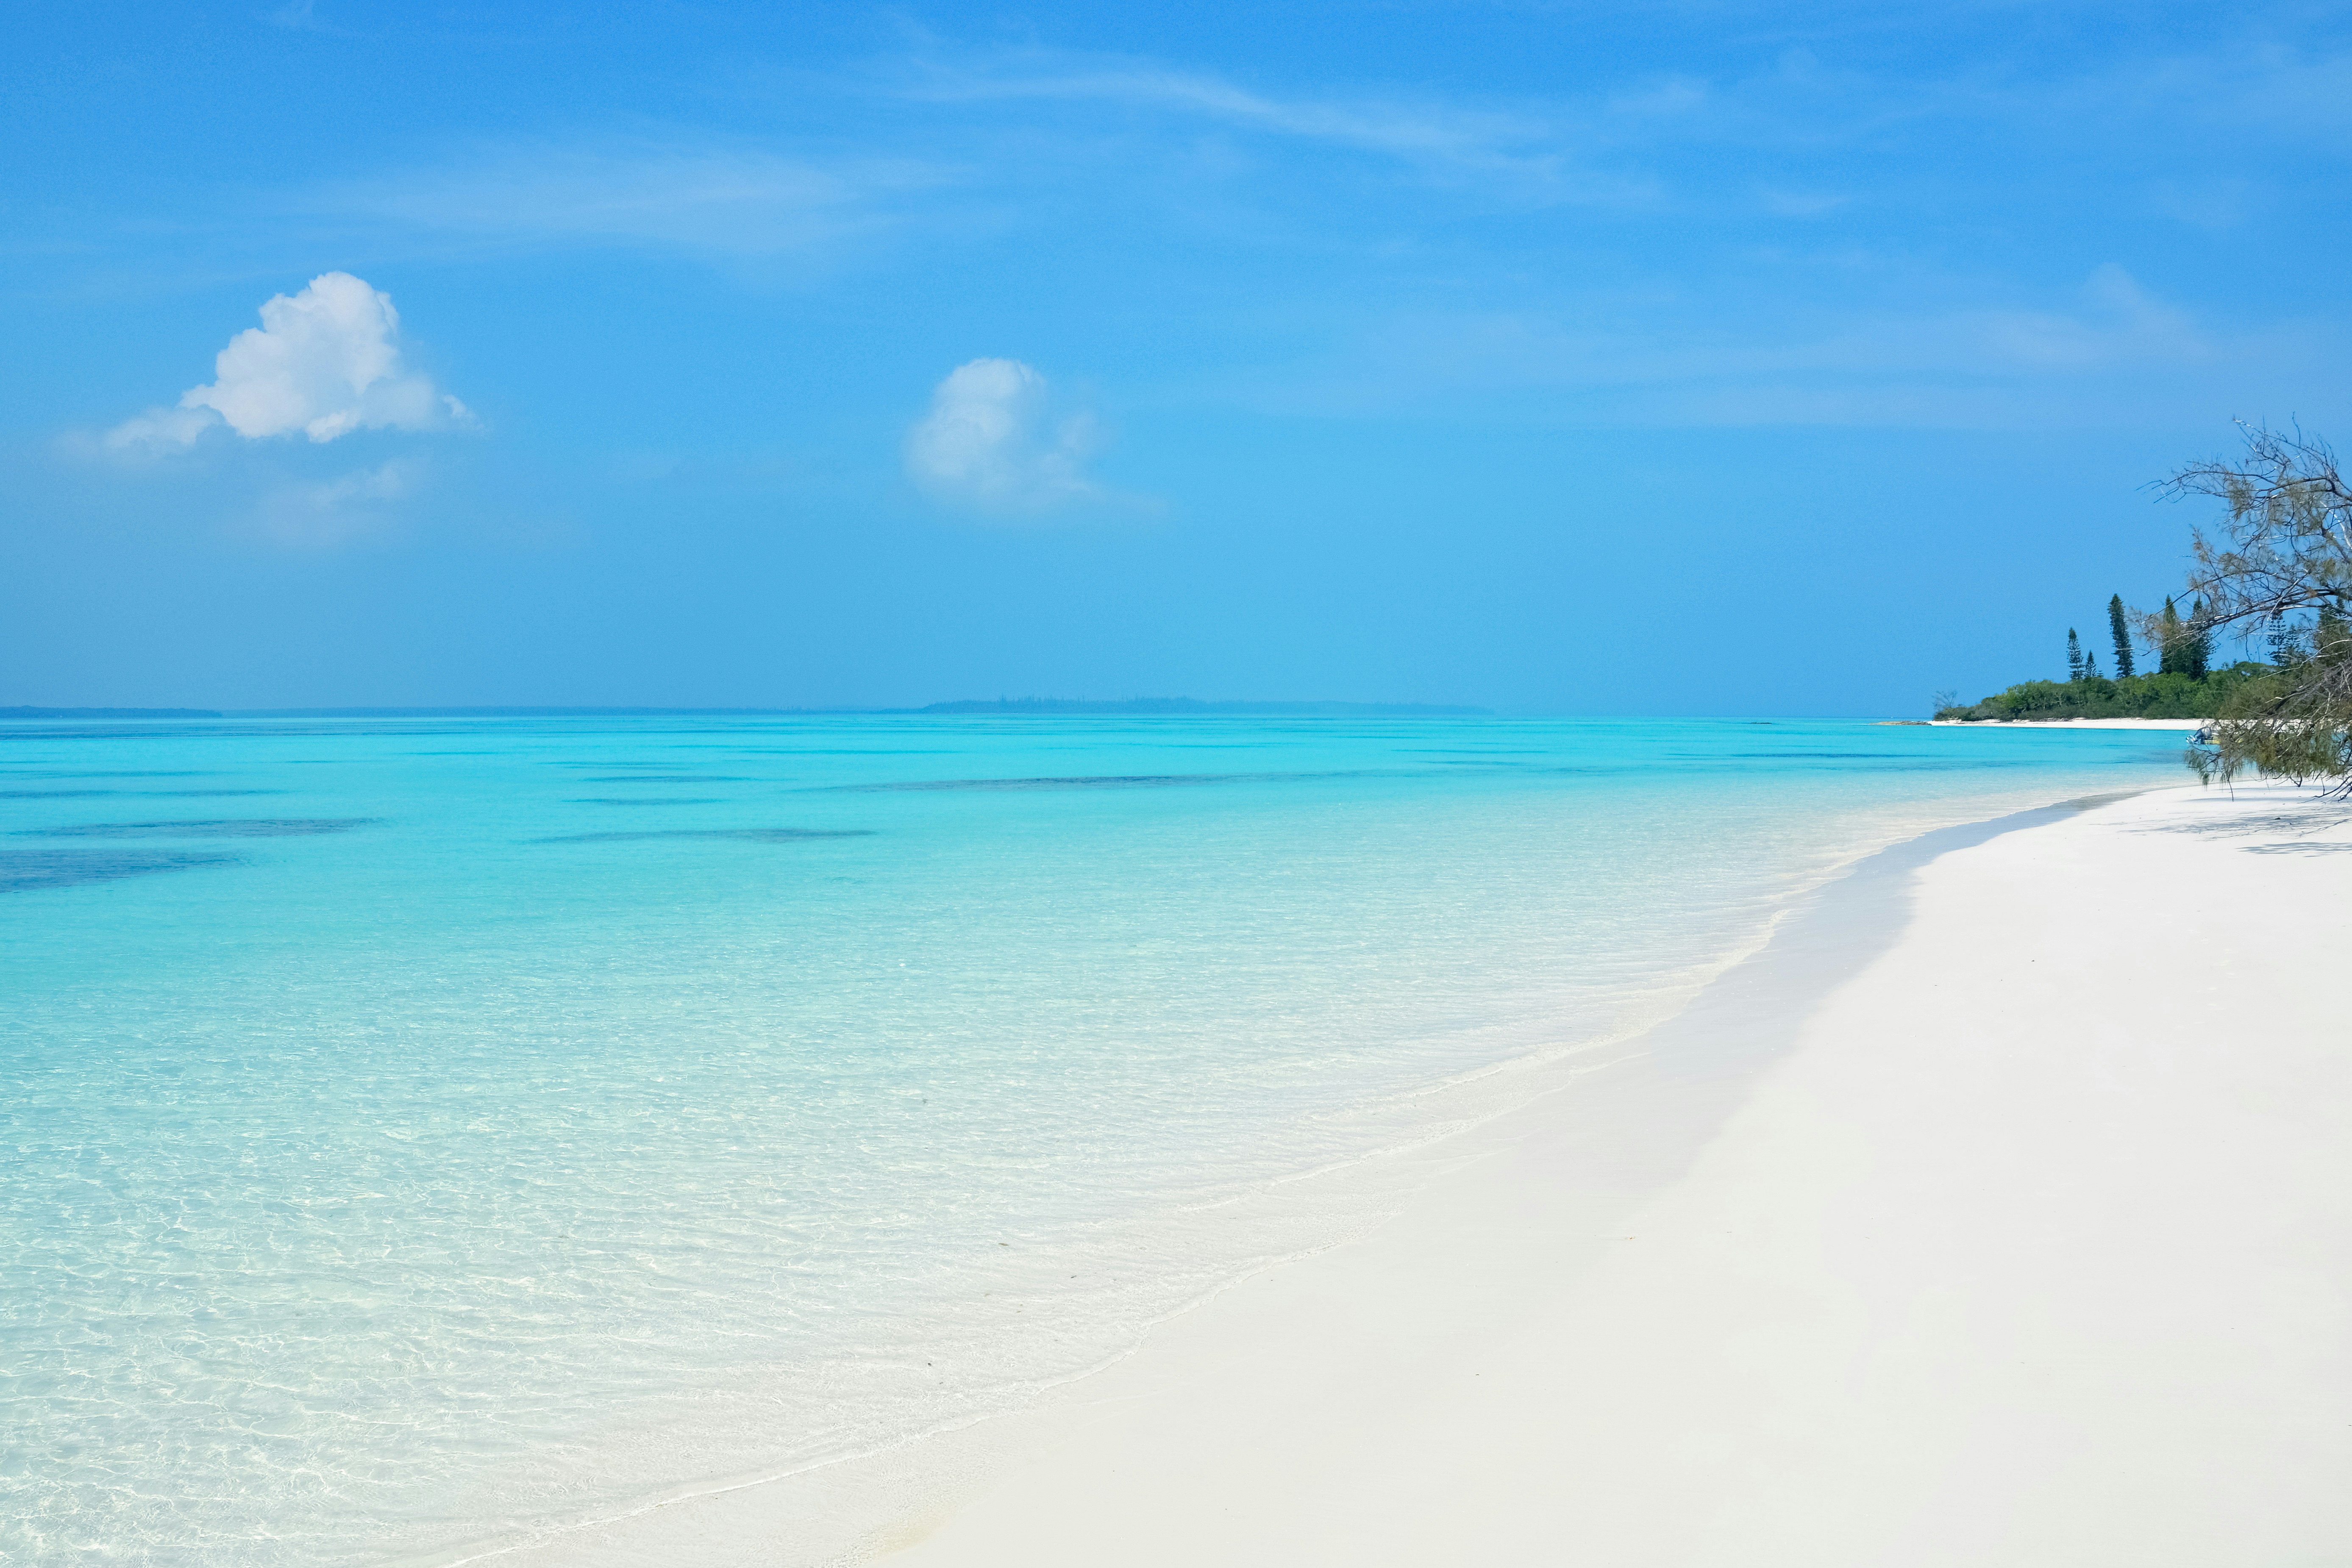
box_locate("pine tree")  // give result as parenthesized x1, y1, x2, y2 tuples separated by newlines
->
(2267, 613, 2305, 667)
(2084, 646, 2101, 679)
(2318, 603, 2349, 664)
(2158, 597, 2186, 675)
(2187, 598, 2211, 679)
(2107, 593, 2135, 678)
(2066, 628, 2083, 680)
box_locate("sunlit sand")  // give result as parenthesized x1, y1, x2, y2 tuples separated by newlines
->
(867, 784, 2351, 1566)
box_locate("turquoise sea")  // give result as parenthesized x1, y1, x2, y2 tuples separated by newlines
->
(2, 713, 2190, 1565)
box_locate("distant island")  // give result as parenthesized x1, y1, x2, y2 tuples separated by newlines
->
(916, 698, 1493, 717)
(222, 706, 829, 718)
(2, 706, 225, 719)
(1938, 593, 2277, 722)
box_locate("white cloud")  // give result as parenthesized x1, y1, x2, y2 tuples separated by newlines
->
(106, 272, 468, 453)
(101, 406, 220, 450)
(904, 359, 1101, 512)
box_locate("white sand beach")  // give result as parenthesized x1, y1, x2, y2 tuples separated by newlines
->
(863, 783, 2351, 1567)
(516, 781, 2352, 1568)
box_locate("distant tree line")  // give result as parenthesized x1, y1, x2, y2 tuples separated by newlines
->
(1935, 423, 2352, 789)
(1937, 626, 2265, 724)
(1938, 589, 2261, 722)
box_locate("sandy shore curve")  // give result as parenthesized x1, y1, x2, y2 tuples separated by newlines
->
(871, 782, 2352, 1567)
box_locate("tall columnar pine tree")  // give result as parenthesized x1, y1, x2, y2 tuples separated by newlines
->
(2158, 597, 2188, 675)
(2107, 593, 2135, 678)
(2066, 628, 2084, 680)
(2085, 646, 2101, 678)
(2268, 612, 2306, 666)
(2187, 598, 2212, 679)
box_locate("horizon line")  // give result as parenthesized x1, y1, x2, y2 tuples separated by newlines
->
(1, 698, 1496, 721)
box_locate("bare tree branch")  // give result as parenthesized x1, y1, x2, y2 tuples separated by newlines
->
(2165, 423, 2352, 791)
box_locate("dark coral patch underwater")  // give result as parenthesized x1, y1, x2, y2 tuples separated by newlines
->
(0, 850, 241, 891)
(532, 828, 873, 844)
(17, 818, 380, 838)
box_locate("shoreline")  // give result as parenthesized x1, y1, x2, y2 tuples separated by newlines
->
(476, 790, 2078, 1568)
(1929, 717, 2207, 728)
(858, 780, 2352, 1565)
(494, 778, 2352, 1566)
(8, 718, 2206, 1567)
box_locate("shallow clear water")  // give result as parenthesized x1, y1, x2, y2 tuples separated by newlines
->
(0, 714, 2188, 1565)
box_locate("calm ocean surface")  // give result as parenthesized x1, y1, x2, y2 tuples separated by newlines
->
(2, 713, 2188, 1565)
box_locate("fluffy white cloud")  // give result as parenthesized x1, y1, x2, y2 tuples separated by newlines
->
(107, 272, 468, 453)
(904, 359, 1100, 512)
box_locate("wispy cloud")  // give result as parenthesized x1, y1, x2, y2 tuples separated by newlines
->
(886, 52, 1653, 206)
(2057, 40, 2352, 141)
(33, 25, 2352, 458)
(1970, 264, 2209, 371)
(914, 64, 1548, 162)
(263, 0, 356, 37)
(253, 458, 420, 547)
(1216, 264, 2311, 428)
(300, 143, 946, 259)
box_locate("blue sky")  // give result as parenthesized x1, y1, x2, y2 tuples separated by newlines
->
(6, 0, 2347, 712)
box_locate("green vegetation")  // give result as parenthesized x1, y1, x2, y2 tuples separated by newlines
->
(2106, 594, 2135, 678)
(1936, 424, 2350, 790)
(2153, 598, 2215, 677)
(2166, 427, 2352, 788)
(1937, 583, 2266, 721)
(1936, 659, 2273, 723)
